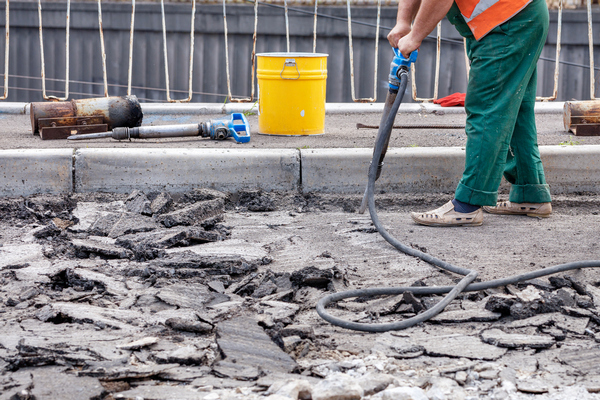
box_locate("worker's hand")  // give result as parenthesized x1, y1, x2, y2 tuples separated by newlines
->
(387, 22, 411, 48)
(396, 33, 421, 59)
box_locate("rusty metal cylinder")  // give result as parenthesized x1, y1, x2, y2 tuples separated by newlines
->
(30, 95, 143, 134)
(564, 100, 600, 135)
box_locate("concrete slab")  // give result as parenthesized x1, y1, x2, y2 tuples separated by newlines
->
(0, 149, 73, 196)
(301, 145, 600, 195)
(540, 145, 600, 193)
(73, 148, 300, 193)
(300, 147, 466, 194)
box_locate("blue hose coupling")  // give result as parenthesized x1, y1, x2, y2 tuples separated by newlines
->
(207, 113, 251, 143)
(388, 48, 418, 91)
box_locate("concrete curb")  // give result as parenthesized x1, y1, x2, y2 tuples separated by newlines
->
(0, 145, 598, 197)
(0, 149, 73, 197)
(301, 145, 600, 195)
(300, 147, 465, 194)
(73, 148, 300, 194)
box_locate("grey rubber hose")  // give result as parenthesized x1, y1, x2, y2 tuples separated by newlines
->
(316, 72, 600, 332)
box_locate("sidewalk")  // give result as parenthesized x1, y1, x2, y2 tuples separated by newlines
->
(0, 102, 598, 197)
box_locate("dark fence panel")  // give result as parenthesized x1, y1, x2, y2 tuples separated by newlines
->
(0, 1, 598, 103)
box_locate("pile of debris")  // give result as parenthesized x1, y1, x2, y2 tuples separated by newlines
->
(0, 190, 599, 399)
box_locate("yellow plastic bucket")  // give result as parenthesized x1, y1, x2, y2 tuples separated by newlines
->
(257, 52, 328, 135)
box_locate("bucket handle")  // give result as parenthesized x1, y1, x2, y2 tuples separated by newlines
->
(280, 59, 300, 80)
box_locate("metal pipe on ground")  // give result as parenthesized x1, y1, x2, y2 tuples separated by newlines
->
(30, 95, 143, 139)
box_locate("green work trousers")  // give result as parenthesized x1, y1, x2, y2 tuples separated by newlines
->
(447, 0, 552, 206)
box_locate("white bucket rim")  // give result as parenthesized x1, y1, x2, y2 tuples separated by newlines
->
(256, 52, 329, 58)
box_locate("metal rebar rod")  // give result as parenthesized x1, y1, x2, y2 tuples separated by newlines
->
(284, 0, 290, 52)
(537, 0, 562, 101)
(588, 0, 596, 100)
(347, 0, 380, 103)
(38, 0, 70, 101)
(312, 0, 318, 53)
(161, 0, 196, 102)
(0, 0, 9, 100)
(97, 0, 108, 97)
(411, 21, 441, 102)
(356, 123, 465, 129)
(224, 0, 257, 102)
(127, 0, 135, 96)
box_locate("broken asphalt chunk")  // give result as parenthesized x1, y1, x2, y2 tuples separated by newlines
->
(43, 302, 164, 330)
(420, 334, 507, 360)
(280, 324, 315, 340)
(117, 336, 159, 350)
(561, 305, 600, 324)
(151, 252, 258, 276)
(215, 317, 297, 379)
(161, 344, 211, 366)
(157, 198, 224, 228)
(429, 308, 502, 323)
(402, 291, 425, 313)
(165, 317, 213, 334)
(516, 379, 549, 394)
(372, 332, 424, 359)
(49, 268, 107, 293)
(114, 385, 213, 400)
(155, 283, 213, 309)
(506, 287, 578, 320)
(107, 213, 161, 238)
(485, 293, 517, 314)
(150, 192, 173, 215)
(32, 221, 62, 239)
(364, 294, 404, 315)
(71, 238, 133, 259)
(560, 347, 600, 375)
(125, 190, 152, 215)
(77, 363, 180, 380)
(181, 187, 229, 203)
(506, 313, 590, 335)
(480, 328, 555, 349)
(258, 300, 300, 325)
(87, 212, 121, 236)
(29, 366, 106, 400)
(117, 227, 221, 250)
(237, 190, 276, 212)
(290, 266, 333, 289)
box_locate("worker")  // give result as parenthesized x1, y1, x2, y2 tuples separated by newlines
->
(388, 0, 552, 226)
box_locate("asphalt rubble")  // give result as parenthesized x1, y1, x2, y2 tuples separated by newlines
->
(1, 189, 600, 400)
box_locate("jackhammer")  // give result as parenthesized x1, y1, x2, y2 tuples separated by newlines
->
(316, 49, 600, 333)
(67, 113, 251, 144)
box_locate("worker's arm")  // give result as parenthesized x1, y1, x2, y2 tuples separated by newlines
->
(396, 0, 454, 57)
(387, 0, 421, 48)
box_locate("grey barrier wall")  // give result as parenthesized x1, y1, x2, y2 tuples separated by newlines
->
(0, 1, 598, 103)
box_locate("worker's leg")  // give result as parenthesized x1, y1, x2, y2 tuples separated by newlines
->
(411, 0, 549, 226)
(503, 69, 552, 204)
(454, 0, 549, 207)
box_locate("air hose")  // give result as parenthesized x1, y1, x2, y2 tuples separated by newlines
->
(316, 50, 600, 333)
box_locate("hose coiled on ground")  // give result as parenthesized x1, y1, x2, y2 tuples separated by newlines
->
(316, 72, 600, 332)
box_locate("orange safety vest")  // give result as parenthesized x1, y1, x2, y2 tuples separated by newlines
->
(455, 0, 532, 40)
